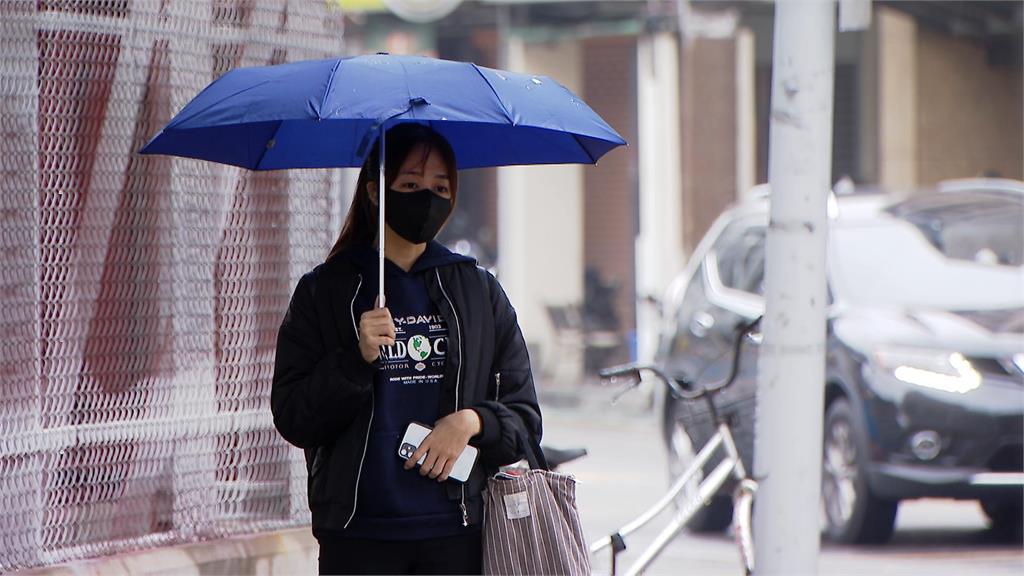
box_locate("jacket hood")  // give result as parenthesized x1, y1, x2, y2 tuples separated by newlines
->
(344, 240, 476, 274)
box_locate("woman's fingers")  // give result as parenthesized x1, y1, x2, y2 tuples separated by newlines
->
(360, 311, 393, 329)
(362, 308, 392, 322)
(363, 323, 395, 342)
(414, 417, 475, 480)
(360, 313, 395, 337)
(405, 438, 456, 480)
(360, 306, 393, 324)
(437, 459, 456, 483)
(426, 455, 449, 480)
(358, 307, 397, 362)
(420, 450, 442, 478)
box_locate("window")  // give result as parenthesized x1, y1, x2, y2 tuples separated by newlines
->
(670, 263, 709, 358)
(710, 221, 766, 296)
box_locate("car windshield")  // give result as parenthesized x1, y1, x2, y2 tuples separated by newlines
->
(830, 192, 1024, 310)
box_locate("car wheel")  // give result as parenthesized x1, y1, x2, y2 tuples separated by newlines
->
(666, 413, 733, 532)
(821, 398, 898, 544)
(980, 496, 1024, 541)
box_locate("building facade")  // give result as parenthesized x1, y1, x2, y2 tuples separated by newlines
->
(346, 0, 1022, 384)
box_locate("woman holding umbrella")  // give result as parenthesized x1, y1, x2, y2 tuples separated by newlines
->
(271, 123, 543, 574)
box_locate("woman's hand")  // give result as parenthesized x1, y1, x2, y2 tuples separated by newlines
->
(358, 297, 395, 363)
(405, 410, 482, 482)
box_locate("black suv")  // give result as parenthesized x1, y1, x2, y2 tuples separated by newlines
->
(657, 180, 1024, 543)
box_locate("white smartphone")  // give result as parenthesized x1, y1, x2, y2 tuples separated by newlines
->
(398, 421, 479, 483)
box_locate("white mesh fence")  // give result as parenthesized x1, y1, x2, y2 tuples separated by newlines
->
(1, 1, 349, 570)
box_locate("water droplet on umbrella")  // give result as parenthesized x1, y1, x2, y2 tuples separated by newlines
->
(531, 78, 542, 85)
(266, 139, 275, 149)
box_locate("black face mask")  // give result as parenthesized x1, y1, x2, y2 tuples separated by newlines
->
(384, 187, 452, 244)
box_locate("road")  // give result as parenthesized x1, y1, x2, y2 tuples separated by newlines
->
(541, 387, 1024, 576)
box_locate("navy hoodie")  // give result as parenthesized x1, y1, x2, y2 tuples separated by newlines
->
(342, 242, 477, 540)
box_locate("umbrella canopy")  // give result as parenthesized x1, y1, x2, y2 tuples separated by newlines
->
(140, 53, 626, 307)
(140, 53, 625, 170)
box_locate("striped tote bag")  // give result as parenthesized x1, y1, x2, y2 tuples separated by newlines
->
(482, 433, 590, 575)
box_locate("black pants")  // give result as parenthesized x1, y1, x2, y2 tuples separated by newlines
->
(318, 531, 483, 575)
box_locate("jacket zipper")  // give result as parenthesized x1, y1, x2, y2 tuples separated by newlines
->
(495, 372, 501, 401)
(344, 274, 374, 530)
(435, 269, 469, 527)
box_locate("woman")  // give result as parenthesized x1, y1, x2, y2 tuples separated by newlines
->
(271, 123, 542, 575)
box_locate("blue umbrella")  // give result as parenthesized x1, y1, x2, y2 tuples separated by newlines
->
(140, 53, 624, 169)
(140, 53, 626, 303)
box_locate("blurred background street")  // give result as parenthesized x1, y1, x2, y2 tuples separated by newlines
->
(543, 389, 1024, 576)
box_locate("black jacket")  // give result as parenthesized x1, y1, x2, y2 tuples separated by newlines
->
(271, 242, 542, 536)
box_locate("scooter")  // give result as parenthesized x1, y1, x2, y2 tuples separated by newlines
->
(542, 445, 588, 470)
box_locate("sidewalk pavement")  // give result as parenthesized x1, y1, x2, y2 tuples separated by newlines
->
(17, 529, 317, 576)
(21, 384, 1024, 576)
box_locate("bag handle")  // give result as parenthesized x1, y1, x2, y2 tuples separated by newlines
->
(513, 419, 549, 471)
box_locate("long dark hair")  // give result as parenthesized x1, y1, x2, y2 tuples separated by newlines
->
(327, 123, 459, 261)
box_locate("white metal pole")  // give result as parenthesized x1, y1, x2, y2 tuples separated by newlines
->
(378, 125, 386, 308)
(754, 1, 835, 574)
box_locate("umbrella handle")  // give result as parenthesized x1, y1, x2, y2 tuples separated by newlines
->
(378, 125, 386, 309)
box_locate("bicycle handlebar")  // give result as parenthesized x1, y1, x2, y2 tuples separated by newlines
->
(599, 315, 763, 403)
(599, 362, 698, 400)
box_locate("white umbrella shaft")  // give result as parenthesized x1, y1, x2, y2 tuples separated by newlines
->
(378, 127, 386, 308)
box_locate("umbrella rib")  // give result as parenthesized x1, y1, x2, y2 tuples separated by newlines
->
(399, 58, 413, 117)
(252, 120, 284, 170)
(470, 64, 515, 125)
(318, 59, 345, 121)
(169, 68, 312, 129)
(570, 132, 597, 164)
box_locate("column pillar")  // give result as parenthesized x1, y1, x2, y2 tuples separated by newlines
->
(498, 35, 585, 388)
(877, 7, 918, 190)
(635, 32, 684, 363)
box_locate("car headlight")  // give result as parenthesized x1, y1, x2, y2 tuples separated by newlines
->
(872, 349, 981, 394)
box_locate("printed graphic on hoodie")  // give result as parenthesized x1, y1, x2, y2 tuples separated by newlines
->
(380, 313, 448, 386)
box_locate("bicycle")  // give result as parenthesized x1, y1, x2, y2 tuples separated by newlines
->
(590, 316, 762, 576)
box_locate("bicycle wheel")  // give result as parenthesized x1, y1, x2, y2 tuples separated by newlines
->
(666, 414, 733, 532)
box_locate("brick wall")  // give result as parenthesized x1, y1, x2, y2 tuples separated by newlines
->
(916, 27, 1023, 184)
(682, 37, 738, 254)
(582, 36, 639, 334)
